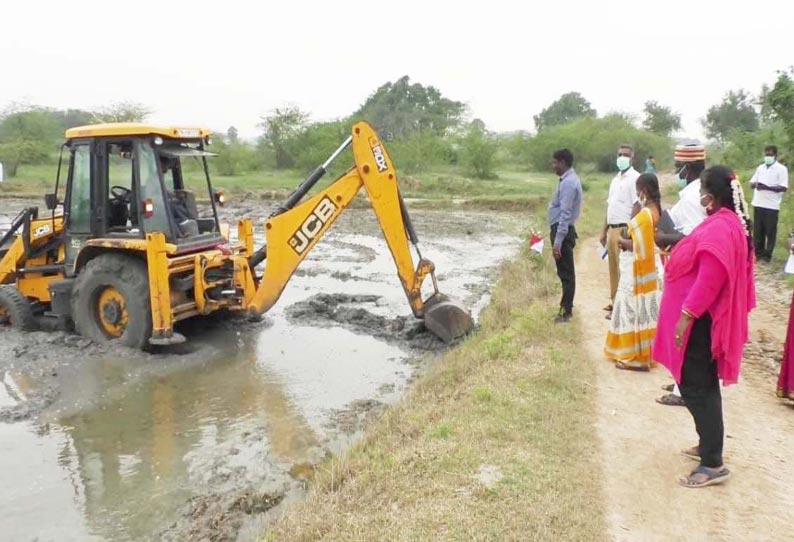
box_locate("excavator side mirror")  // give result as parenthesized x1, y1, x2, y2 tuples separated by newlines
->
(44, 193, 59, 210)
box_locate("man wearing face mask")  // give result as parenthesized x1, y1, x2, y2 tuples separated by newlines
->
(750, 145, 789, 263)
(656, 145, 707, 249)
(600, 144, 640, 319)
(656, 144, 708, 407)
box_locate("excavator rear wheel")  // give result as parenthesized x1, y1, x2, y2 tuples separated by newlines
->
(71, 253, 152, 348)
(0, 285, 37, 331)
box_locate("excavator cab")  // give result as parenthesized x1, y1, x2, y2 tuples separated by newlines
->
(57, 126, 224, 271)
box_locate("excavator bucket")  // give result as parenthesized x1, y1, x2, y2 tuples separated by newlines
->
(423, 293, 475, 343)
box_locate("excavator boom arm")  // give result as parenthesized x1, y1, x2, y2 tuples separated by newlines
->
(246, 122, 432, 318)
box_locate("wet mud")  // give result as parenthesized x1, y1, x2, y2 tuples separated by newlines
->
(286, 293, 449, 352)
(0, 204, 520, 542)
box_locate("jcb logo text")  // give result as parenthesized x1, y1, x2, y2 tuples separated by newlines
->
(288, 197, 337, 255)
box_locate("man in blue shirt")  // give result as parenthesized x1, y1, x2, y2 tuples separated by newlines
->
(548, 148, 583, 323)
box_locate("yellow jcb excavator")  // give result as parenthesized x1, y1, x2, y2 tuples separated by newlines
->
(0, 121, 473, 348)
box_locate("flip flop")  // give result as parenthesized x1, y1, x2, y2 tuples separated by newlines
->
(656, 393, 685, 406)
(603, 304, 613, 312)
(615, 361, 650, 372)
(680, 446, 700, 461)
(679, 465, 731, 488)
(661, 383, 675, 392)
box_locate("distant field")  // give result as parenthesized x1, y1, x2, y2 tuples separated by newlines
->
(0, 163, 611, 209)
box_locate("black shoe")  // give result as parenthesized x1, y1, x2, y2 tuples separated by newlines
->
(554, 311, 572, 324)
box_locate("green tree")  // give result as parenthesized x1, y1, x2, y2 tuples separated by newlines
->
(642, 101, 681, 136)
(354, 75, 466, 138)
(533, 92, 596, 133)
(459, 120, 498, 179)
(525, 114, 672, 173)
(52, 109, 94, 130)
(764, 69, 794, 157)
(288, 120, 350, 172)
(0, 105, 60, 177)
(91, 101, 152, 123)
(212, 135, 257, 176)
(259, 106, 309, 169)
(703, 90, 759, 141)
(227, 126, 239, 143)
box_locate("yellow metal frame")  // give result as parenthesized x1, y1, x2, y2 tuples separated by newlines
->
(246, 121, 434, 319)
(65, 123, 211, 140)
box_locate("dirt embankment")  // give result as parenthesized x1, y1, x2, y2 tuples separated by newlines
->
(578, 239, 794, 542)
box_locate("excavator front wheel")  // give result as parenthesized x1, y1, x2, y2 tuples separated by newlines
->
(72, 254, 152, 348)
(0, 284, 37, 331)
(96, 286, 130, 338)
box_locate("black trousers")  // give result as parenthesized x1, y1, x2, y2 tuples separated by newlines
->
(551, 224, 576, 315)
(679, 314, 724, 468)
(753, 207, 779, 262)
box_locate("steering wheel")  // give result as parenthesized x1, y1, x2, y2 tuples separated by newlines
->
(110, 186, 131, 204)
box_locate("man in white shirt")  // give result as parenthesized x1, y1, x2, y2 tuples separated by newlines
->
(655, 144, 708, 408)
(600, 144, 640, 318)
(750, 145, 789, 263)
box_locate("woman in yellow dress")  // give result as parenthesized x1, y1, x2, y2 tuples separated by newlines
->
(604, 173, 663, 370)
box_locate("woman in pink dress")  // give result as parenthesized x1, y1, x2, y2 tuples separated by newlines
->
(653, 165, 756, 488)
(778, 236, 794, 401)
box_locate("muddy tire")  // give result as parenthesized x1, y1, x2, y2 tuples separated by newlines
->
(71, 253, 152, 348)
(0, 284, 37, 331)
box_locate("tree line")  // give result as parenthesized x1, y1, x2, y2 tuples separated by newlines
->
(2, 70, 793, 180)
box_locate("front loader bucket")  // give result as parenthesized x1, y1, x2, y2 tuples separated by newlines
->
(423, 294, 474, 343)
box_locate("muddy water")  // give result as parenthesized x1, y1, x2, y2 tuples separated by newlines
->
(0, 207, 520, 542)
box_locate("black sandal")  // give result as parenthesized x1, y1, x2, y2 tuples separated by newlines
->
(661, 383, 675, 392)
(679, 465, 731, 488)
(655, 393, 685, 406)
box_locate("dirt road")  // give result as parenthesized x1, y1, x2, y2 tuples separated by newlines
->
(577, 238, 794, 542)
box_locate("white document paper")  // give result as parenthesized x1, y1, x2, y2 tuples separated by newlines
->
(785, 254, 794, 274)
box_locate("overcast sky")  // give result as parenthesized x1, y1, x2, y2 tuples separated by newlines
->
(2, 0, 792, 141)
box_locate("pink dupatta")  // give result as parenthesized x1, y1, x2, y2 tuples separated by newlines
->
(653, 208, 756, 385)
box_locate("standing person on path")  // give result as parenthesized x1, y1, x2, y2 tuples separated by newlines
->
(604, 173, 664, 370)
(655, 144, 708, 407)
(653, 165, 756, 488)
(600, 144, 640, 319)
(776, 236, 794, 402)
(548, 148, 583, 324)
(750, 145, 789, 263)
(645, 155, 656, 174)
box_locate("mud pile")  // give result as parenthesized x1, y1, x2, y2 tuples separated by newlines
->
(285, 293, 449, 351)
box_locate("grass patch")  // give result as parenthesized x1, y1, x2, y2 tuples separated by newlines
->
(0, 163, 612, 214)
(262, 242, 606, 541)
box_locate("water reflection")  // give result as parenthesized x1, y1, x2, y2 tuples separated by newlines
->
(3, 325, 407, 542)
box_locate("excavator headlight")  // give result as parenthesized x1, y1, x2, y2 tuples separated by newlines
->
(214, 190, 226, 207)
(143, 198, 155, 218)
(153, 136, 163, 146)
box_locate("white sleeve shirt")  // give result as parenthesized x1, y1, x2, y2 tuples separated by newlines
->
(606, 167, 640, 224)
(750, 161, 789, 211)
(668, 178, 707, 235)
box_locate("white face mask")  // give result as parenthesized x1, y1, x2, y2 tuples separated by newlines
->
(616, 156, 631, 171)
(764, 156, 776, 166)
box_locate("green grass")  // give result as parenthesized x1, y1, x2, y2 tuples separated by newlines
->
(0, 162, 613, 212)
(261, 199, 609, 541)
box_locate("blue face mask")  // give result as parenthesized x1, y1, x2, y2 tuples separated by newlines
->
(764, 156, 776, 166)
(676, 166, 688, 189)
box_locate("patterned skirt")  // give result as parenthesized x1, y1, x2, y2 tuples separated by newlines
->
(604, 250, 663, 367)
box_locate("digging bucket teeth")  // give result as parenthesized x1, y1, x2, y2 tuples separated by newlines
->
(422, 293, 474, 343)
